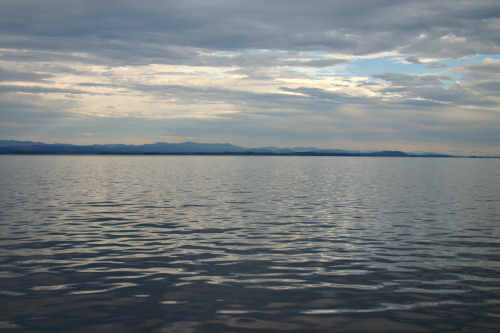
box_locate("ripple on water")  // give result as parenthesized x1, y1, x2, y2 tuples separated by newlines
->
(1, 156, 500, 332)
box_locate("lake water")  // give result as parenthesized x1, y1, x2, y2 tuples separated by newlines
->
(1, 155, 500, 332)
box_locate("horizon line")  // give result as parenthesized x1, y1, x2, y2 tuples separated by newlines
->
(1, 139, 499, 158)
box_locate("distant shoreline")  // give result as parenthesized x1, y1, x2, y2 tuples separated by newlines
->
(1, 140, 498, 158)
(1, 152, 498, 158)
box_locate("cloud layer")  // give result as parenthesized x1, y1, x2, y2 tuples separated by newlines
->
(1, 0, 499, 153)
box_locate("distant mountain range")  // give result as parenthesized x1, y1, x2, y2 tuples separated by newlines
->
(0, 140, 500, 158)
(0, 140, 496, 158)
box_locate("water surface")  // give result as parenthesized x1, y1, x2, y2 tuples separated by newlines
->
(1, 156, 500, 332)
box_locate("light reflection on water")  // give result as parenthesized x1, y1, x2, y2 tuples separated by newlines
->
(1, 155, 500, 332)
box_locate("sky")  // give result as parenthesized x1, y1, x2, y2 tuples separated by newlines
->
(1, 0, 500, 154)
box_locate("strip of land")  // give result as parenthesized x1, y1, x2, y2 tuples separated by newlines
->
(0, 140, 497, 158)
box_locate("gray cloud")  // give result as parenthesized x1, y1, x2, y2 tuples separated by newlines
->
(426, 63, 448, 69)
(0, 84, 88, 95)
(472, 81, 500, 92)
(281, 59, 347, 67)
(1, 0, 499, 63)
(279, 87, 372, 105)
(1, 1, 499, 153)
(0, 68, 53, 82)
(373, 73, 490, 107)
(405, 56, 423, 64)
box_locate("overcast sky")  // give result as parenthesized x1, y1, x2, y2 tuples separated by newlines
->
(1, 0, 500, 153)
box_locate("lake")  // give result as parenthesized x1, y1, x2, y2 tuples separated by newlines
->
(1, 155, 500, 332)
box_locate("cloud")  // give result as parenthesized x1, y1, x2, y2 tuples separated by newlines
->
(374, 71, 500, 108)
(1, 1, 499, 61)
(0, 1, 499, 153)
(0, 68, 53, 83)
(405, 56, 423, 64)
(0, 84, 87, 95)
(426, 63, 448, 69)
